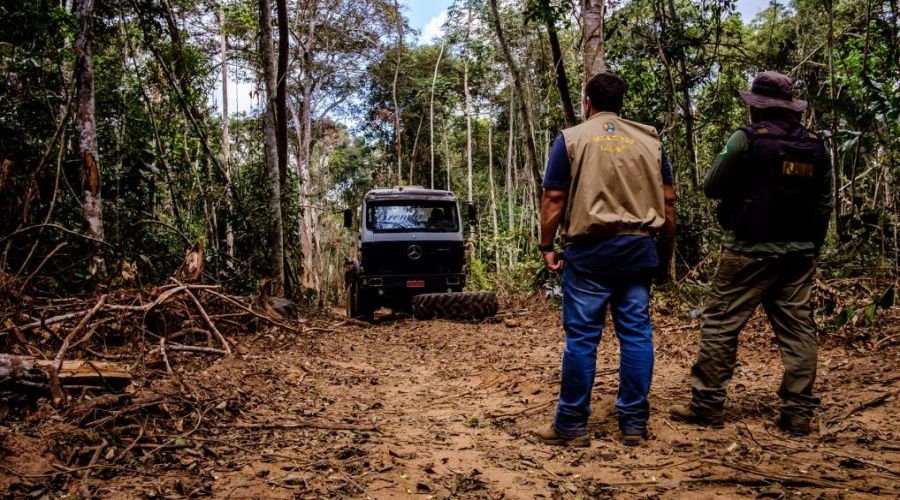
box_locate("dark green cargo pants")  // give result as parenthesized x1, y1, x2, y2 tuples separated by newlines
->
(690, 249, 820, 418)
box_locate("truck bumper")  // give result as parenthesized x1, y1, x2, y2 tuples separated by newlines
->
(358, 273, 466, 297)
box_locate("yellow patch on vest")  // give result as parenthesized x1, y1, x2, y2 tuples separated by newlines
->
(782, 161, 814, 177)
(589, 135, 636, 145)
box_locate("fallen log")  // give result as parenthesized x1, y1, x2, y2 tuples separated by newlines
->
(0, 354, 131, 391)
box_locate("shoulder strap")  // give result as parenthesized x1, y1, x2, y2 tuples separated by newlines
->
(743, 123, 772, 135)
(745, 122, 826, 145)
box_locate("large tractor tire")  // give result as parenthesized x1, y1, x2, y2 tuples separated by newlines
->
(411, 291, 499, 320)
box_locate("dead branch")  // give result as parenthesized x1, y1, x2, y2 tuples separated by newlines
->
(45, 363, 64, 404)
(166, 327, 210, 342)
(838, 389, 900, 421)
(53, 295, 108, 383)
(69, 317, 114, 350)
(701, 458, 850, 489)
(172, 279, 230, 354)
(85, 396, 167, 429)
(9, 310, 89, 333)
(114, 426, 144, 464)
(201, 288, 301, 332)
(5, 286, 186, 333)
(822, 388, 900, 436)
(159, 338, 173, 375)
(874, 331, 900, 348)
(0, 224, 113, 248)
(822, 450, 900, 477)
(485, 398, 555, 419)
(104, 285, 186, 312)
(187, 437, 307, 462)
(18, 242, 67, 294)
(233, 421, 378, 432)
(150, 344, 229, 356)
(79, 438, 107, 497)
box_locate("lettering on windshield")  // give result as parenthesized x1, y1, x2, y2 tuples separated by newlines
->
(366, 202, 459, 232)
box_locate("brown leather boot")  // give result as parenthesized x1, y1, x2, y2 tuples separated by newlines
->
(775, 413, 810, 437)
(622, 429, 649, 447)
(669, 405, 725, 429)
(531, 425, 591, 447)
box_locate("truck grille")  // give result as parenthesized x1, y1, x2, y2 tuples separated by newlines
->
(361, 241, 464, 275)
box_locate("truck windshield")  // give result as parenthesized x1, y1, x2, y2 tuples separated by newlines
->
(366, 201, 459, 232)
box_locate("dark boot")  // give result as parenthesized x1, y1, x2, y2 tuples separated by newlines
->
(669, 404, 724, 429)
(621, 429, 649, 447)
(775, 413, 810, 437)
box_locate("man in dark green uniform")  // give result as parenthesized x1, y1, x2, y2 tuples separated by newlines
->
(670, 71, 833, 436)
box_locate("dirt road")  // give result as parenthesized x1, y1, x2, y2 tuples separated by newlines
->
(2, 303, 899, 498)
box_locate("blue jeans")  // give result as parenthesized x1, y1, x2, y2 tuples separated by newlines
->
(553, 265, 654, 436)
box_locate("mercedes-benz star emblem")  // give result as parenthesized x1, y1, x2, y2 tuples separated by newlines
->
(407, 245, 423, 260)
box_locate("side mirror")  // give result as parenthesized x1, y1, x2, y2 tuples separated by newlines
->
(342, 208, 353, 229)
(466, 202, 477, 225)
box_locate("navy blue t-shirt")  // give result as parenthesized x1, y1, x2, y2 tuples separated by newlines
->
(543, 133, 673, 277)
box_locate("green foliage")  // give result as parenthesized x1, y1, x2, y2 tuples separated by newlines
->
(467, 257, 492, 291)
(831, 286, 895, 329)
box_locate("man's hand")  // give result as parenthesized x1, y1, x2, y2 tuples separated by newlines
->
(810, 257, 818, 283)
(540, 189, 567, 273)
(542, 250, 564, 274)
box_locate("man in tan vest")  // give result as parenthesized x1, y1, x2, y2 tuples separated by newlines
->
(535, 72, 676, 447)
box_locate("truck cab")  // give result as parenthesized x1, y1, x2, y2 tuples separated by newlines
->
(344, 187, 473, 319)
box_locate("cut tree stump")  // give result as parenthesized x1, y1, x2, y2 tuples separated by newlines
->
(0, 354, 131, 390)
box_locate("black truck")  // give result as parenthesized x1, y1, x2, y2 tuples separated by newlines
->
(343, 187, 497, 321)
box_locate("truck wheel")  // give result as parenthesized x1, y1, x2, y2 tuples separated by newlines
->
(411, 292, 499, 320)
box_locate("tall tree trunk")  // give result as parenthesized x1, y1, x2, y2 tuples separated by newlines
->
(219, 6, 235, 268)
(487, 110, 500, 270)
(75, 0, 105, 277)
(156, 0, 228, 190)
(544, 4, 577, 127)
(489, 0, 543, 208)
(276, 0, 291, 293)
(259, 0, 285, 291)
(295, 5, 317, 290)
(408, 113, 426, 184)
(825, 0, 842, 237)
(116, 4, 181, 224)
(289, 99, 315, 290)
(392, 0, 403, 186)
(276, 0, 289, 189)
(582, 0, 607, 84)
(506, 89, 516, 269)
(442, 116, 451, 191)
(664, 0, 699, 189)
(430, 42, 445, 189)
(464, 0, 474, 202)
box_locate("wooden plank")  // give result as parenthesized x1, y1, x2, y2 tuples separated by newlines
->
(0, 354, 131, 389)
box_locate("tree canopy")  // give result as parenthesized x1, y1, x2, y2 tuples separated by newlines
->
(1, 0, 898, 302)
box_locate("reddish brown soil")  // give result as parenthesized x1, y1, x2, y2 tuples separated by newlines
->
(2, 303, 899, 498)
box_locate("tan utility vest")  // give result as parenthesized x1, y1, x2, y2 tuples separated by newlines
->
(561, 112, 665, 245)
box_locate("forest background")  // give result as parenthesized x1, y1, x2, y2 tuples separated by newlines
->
(1, 0, 898, 328)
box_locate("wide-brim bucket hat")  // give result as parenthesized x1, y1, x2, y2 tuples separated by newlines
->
(739, 71, 808, 112)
